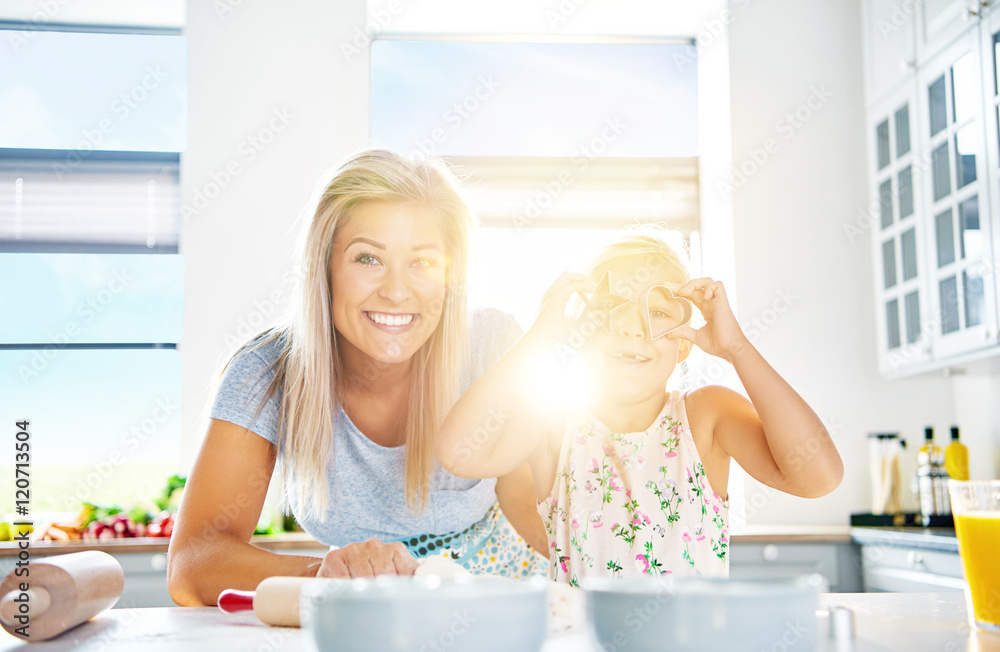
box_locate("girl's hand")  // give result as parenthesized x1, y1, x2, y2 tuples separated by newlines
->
(666, 278, 749, 362)
(524, 272, 596, 347)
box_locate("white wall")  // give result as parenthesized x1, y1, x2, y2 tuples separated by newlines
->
(179, 0, 986, 526)
(727, 0, 957, 524)
(180, 0, 369, 469)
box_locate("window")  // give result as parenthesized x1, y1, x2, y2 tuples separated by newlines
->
(370, 38, 700, 325)
(0, 26, 186, 514)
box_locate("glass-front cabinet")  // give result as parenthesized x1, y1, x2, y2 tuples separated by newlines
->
(870, 85, 932, 372)
(864, 3, 1000, 375)
(919, 32, 998, 359)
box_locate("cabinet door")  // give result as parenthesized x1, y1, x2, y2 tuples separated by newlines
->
(863, 0, 917, 105)
(916, 0, 985, 64)
(868, 84, 932, 372)
(918, 31, 999, 358)
(979, 7, 1000, 344)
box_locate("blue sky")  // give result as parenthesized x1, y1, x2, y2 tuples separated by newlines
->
(371, 41, 698, 158)
(0, 30, 187, 151)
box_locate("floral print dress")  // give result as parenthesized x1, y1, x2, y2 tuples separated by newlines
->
(538, 391, 729, 586)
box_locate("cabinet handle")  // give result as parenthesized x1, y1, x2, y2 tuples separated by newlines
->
(762, 544, 780, 562)
(151, 553, 168, 572)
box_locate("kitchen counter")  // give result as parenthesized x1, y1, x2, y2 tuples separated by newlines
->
(0, 592, 996, 651)
(850, 526, 959, 553)
(0, 533, 328, 557)
(732, 524, 854, 543)
(0, 526, 857, 556)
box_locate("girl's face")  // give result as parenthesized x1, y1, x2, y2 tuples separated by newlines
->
(579, 255, 690, 407)
(329, 201, 449, 367)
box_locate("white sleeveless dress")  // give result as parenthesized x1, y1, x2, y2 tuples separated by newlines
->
(538, 391, 729, 586)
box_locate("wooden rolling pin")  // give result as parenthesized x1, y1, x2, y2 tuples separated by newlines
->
(218, 557, 469, 627)
(218, 576, 323, 627)
(0, 551, 124, 641)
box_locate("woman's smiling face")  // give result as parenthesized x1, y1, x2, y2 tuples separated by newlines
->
(330, 201, 448, 366)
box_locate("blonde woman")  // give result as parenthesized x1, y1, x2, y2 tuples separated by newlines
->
(168, 150, 547, 606)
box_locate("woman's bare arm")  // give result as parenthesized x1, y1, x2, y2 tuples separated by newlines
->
(167, 418, 322, 606)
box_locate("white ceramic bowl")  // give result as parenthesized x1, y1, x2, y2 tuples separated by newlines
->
(301, 575, 549, 652)
(582, 574, 824, 652)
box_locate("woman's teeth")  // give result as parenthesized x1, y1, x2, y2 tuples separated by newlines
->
(611, 352, 650, 362)
(367, 312, 414, 326)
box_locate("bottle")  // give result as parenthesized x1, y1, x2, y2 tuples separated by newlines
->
(945, 425, 969, 481)
(914, 426, 951, 523)
(917, 426, 943, 467)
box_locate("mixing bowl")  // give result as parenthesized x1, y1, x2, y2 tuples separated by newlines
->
(301, 575, 549, 652)
(583, 574, 824, 652)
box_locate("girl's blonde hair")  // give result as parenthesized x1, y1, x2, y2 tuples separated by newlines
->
(234, 150, 472, 519)
(585, 231, 691, 288)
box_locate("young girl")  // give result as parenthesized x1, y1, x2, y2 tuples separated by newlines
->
(436, 234, 843, 586)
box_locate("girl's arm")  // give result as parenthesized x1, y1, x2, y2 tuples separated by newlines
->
(436, 272, 594, 481)
(168, 419, 417, 606)
(496, 462, 549, 554)
(669, 279, 843, 499)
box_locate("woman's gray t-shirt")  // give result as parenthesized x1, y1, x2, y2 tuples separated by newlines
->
(209, 308, 522, 547)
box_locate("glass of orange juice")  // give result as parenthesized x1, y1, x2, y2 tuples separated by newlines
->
(949, 479, 1000, 632)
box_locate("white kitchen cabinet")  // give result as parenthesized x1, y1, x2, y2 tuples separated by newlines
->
(916, 0, 990, 64)
(728, 541, 863, 593)
(862, 0, 917, 105)
(864, 4, 1000, 376)
(860, 544, 967, 592)
(868, 84, 934, 373)
(919, 31, 1000, 359)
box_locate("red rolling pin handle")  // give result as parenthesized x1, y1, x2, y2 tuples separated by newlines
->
(217, 589, 256, 613)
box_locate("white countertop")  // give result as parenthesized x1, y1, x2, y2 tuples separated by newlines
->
(0, 592, 997, 651)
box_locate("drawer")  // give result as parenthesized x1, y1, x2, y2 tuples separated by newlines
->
(860, 545, 964, 578)
(730, 543, 841, 589)
(860, 544, 967, 593)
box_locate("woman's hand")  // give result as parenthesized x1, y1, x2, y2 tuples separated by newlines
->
(316, 539, 419, 578)
(524, 272, 596, 348)
(666, 278, 749, 362)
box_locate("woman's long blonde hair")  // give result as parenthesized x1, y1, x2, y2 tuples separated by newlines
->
(236, 150, 472, 520)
